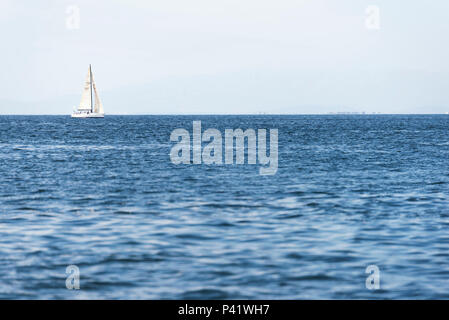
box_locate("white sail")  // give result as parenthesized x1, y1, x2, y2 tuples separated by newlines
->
(78, 67, 92, 111)
(71, 64, 104, 118)
(92, 75, 104, 114)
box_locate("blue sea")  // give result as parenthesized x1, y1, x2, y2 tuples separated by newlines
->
(1, 115, 449, 299)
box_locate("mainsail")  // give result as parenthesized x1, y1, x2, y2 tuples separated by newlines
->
(78, 66, 92, 111)
(92, 74, 104, 114)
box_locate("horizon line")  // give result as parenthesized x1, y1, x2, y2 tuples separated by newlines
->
(0, 113, 447, 116)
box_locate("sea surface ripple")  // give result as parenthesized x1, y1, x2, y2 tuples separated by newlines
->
(1, 115, 449, 299)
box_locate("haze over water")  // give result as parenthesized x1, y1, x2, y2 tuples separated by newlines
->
(1, 115, 449, 299)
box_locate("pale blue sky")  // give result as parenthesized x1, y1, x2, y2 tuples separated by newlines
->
(1, 0, 449, 114)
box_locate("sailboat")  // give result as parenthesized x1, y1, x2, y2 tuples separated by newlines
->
(71, 64, 104, 118)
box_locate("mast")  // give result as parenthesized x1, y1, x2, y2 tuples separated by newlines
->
(90, 64, 93, 113)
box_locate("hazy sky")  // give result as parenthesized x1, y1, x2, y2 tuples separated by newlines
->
(1, 0, 449, 114)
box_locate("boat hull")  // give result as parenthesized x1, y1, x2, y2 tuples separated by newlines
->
(71, 112, 104, 118)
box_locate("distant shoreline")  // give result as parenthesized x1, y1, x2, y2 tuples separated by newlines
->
(0, 113, 447, 116)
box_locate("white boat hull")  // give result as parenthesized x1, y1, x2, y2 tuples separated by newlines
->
(71, 112, 104, 118)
